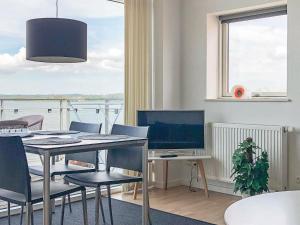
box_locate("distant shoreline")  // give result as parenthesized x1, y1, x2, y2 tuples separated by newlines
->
(0, 94, 124, 100)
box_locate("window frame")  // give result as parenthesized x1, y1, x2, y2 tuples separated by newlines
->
(219, 6, 288, 98)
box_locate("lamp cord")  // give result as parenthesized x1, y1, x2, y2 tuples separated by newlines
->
(56, 0, 59, 18)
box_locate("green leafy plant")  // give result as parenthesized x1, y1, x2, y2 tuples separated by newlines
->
(231, 137, 269, 196)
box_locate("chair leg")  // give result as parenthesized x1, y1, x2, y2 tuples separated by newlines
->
(25, 203, 32, 225)
(64, 179, 73, 213)
(49, 201, 53, 225)
(148, 194, 152, 225)
(133, 183, 138, 200)
(107, 185, 114, 225)
(8, 202, 11, 225)
(99, 189, 106, 224)
(133, 173, 141, 200)
(20, 205, 24, 225)
(95, 187, 100, 225)
(81, 190, 88, 225)
(51, 176, 56, 214)
(60, 196, 66, 225)
(67, 194, 72, 213)
(31, 205, 34, 225)
(95, 187, 106, 225)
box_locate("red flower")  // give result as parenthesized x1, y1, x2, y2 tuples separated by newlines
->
(234, 87, 245, 98)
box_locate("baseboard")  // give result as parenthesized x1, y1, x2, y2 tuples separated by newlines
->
(152, 175, 238, 195)
(180, 178, 238, 196)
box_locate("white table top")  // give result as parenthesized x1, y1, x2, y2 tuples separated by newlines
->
(23, 134, 147, 156)
(224, 191, 300, 225)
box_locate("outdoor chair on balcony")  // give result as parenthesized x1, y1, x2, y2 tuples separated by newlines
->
(0, 120, 28, 129)
(0, 136, 88, 225)
(0, 115, 44, 130)
(29, 121, 102, 212)
(64, 124, 149, 225)
(16, 115, 44, 130)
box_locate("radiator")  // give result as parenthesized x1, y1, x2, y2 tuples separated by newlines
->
(202, 123, 288, 191)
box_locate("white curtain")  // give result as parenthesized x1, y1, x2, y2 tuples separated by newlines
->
(124, 0, 152, 126)
(123, 0, 153, 192)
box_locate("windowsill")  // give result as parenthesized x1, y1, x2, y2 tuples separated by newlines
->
(205, 97, 291, 102)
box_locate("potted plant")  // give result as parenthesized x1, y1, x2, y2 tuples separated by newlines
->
(231, 137, 269, 197)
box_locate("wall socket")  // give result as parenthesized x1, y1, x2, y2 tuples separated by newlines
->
(185, 161, 198, 167)
(296, 177, 300, 184)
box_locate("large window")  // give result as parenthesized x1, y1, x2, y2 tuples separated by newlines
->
(0, 0, 124, 131)
(0, 0, 124, 96)
(0, 1, 125, 203)
(220, 6, 287, 98)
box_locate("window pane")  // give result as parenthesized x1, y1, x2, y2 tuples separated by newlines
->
(0, 0, 124, 96)
(228, 15, 287, 95)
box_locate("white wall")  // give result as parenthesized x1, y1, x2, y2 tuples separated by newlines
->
(152, 0, 183, 188)
(179, 0, 300, 191)
(153, 0, 182, 109)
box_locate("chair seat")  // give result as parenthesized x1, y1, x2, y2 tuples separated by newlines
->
(65, 171, 143, 187)
(0, 181, 83, 205)
(29, 163, 96, 177)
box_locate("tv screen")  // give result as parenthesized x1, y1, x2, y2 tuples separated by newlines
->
(137, 110, 205, 150)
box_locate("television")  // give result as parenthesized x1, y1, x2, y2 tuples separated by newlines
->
(137, 110, 205, 150)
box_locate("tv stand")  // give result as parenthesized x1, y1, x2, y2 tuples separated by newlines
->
(148, 155, 212, 198)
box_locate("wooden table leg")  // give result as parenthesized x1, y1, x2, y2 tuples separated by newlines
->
(197, 160, 209, 198)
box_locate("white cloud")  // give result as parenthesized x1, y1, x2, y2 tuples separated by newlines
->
(0, 0, 124, 95)
(0, 47, 124, 75)
(228, 17, 287, 92)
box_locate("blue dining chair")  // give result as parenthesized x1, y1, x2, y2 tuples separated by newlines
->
(65, 124, 149, 225)
(0, 136, 88, 225)
(29, 121, 102, 212)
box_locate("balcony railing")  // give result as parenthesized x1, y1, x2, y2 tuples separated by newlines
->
(0, 95, 124, 133)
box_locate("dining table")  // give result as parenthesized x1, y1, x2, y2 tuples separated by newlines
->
(22, 133, 149, 225)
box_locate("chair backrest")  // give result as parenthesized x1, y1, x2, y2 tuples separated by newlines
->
(107, 124, 149, 173)
(0, 120, 28, 129)
(0, 137, 31, 201)
(65, 121, 102, 166)
(16, 115, 44, 130)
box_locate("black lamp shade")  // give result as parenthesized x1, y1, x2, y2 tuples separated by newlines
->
(26, 18, 87, 63)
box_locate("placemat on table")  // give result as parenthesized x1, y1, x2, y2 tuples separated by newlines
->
(0, 133, 34, 138)
(32, 130, 80, 135)
(78, 134, 129, 140)
(23, 137, 82, 145)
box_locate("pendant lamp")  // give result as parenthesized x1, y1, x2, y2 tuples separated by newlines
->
(26, 0, 87, 63)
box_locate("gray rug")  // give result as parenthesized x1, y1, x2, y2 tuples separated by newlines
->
(0, 198, 215, 225)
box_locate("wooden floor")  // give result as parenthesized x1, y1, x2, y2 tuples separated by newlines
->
(113, 186, 240, 225)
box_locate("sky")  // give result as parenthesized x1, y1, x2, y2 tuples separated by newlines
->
(0, 0, 124, 95)
(0, 1, 287, 96)
(228, 15, 287, 94)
